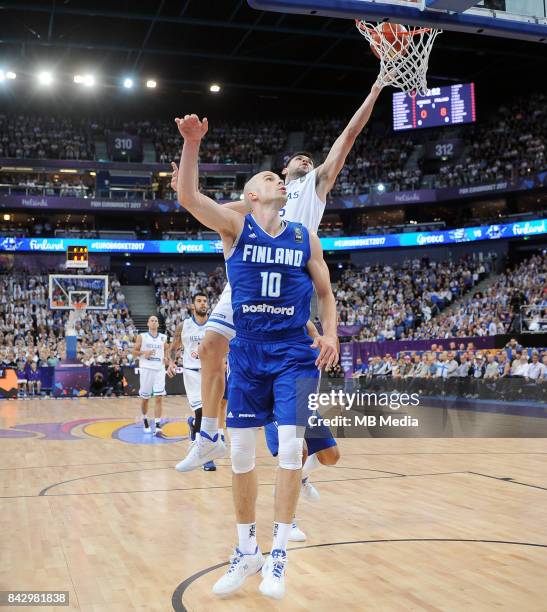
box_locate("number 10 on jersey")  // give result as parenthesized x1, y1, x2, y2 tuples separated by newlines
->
(260, 272, 281, 297)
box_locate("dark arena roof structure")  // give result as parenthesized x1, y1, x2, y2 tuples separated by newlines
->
(1, 1, 546, 118)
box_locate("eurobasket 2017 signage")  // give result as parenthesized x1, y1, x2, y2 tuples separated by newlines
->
(1, 219, 546, 254)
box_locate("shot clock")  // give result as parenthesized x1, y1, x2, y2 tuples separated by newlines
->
(66, 245, 89, 269)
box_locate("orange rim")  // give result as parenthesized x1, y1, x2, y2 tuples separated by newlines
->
(355, 19, 432, 36)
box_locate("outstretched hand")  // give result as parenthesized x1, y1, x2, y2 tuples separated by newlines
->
(175, 114, 209, 142)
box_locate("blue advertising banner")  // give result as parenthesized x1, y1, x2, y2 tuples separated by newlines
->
(0, 218, 545, 255)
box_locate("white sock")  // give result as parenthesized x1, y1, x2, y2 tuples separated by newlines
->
(200, 417, 219, 440)
(272, 522, 291, 553)
(218, 428, 224, 437)
(237, 523, 257, 554)
(302, 453, 321, 480)
(155, 418, 161, 427)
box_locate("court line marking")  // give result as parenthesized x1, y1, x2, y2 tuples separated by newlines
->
(171, 538, 547, 612)
(468, 471, 547, 492)
(2, 450, 545, 472)
(0, 471, 468, 500)
(32, 464, 411, 496)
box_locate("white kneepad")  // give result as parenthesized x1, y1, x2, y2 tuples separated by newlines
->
(277, 425, 304, 470)
(230, 427, 258, 474)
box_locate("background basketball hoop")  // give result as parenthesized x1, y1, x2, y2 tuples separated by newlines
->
(356, 19, 442, 96)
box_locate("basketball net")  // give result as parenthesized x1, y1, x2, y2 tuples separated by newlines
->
(66, 303, 86, 336)
(356, 20, 442, 96)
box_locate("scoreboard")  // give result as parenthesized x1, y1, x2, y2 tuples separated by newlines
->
(66, 245, 89, 269)
(393, 83, 476, 132)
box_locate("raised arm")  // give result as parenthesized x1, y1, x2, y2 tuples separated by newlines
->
(306, 232, 338, 369)
(315, 80, 383, 200)
(175, 115, 243, 246)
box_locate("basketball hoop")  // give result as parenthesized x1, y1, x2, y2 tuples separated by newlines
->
(355, 19, 441, 96)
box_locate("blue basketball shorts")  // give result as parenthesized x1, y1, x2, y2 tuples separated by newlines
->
(226, 335, 319, 428)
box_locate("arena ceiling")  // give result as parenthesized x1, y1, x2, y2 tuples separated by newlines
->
(0, 1, 545, 115)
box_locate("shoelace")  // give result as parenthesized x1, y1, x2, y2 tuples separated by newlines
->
(227, 551, 243, 574)
(271, 555, 286, 579)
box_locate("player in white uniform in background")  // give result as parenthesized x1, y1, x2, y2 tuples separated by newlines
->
(133, 315, 169, 435)
(176, 76, 386, 475)
(168, 293, 218, 471)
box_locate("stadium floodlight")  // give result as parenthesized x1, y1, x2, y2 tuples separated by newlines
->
(0, 70, 16, 81)
(376, 183, 386, 193)
(74, 74, 95, 86)
(123, 78, 134, 89)
(146, 79, 157, 89)
(38, 71, 54, 85)
(209, 83, 221, 93)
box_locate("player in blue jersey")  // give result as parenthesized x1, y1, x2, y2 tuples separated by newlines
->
(173, 79, 385, 527)
(175, 114, 338, 600)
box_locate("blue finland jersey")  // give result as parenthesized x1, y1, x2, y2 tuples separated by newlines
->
(226, 214, 313, 341)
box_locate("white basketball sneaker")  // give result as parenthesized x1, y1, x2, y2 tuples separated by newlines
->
(175, 432, 226, 472)
(212, 547, 264, 596)
(288, 522, 306, 542)
(301, 477, 320, 502)
(259, 549, 287, 600)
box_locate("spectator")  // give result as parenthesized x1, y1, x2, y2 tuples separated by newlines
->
(107, 365, 125, 396)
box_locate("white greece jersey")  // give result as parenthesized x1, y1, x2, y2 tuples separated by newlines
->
(206, 167, 325, 340)
(139, 332, 167, 370)
(281, 168, 325, 233)
(182, 316, 206, 370)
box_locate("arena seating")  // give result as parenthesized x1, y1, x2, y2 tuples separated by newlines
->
(0, 91, 544, 197)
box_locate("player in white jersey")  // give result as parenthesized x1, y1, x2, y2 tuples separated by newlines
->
(168, 293, 218, 471)
(175, 76, 385, 474)
(133, 315, 169, 435)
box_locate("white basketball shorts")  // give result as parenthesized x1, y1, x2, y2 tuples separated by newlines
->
(205, 283, 235, 341)
(139, 367, 166, 399)
(182, 368, 202, 411)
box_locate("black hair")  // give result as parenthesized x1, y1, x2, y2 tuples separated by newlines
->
(192, 292, 208, 303)
(285, 151, 315, 166)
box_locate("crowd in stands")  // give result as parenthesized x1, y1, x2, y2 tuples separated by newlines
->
(352, 343, 547, 400)
(433, 93, 546, 189)
(334, 253, 498, 342)
(153, 121, 288, 165)
(0, 273, 137, 395)
(0, 91, 544, 201)
(0, 114, 95, 160)
(0, 173, 93, 197)
(412, 252, 547, 339)
(1, 247, 545, 399)
(150, 266, 226, 340)
(305, 120, 421, 196)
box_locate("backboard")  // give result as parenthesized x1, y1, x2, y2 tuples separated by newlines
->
(48, 274, 109, 311)
(248, 0, 547, 42)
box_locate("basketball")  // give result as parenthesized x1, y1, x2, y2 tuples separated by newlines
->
(370, 23, 410, 60)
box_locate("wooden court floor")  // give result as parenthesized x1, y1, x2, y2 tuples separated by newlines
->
(1, 397, 546, 612)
